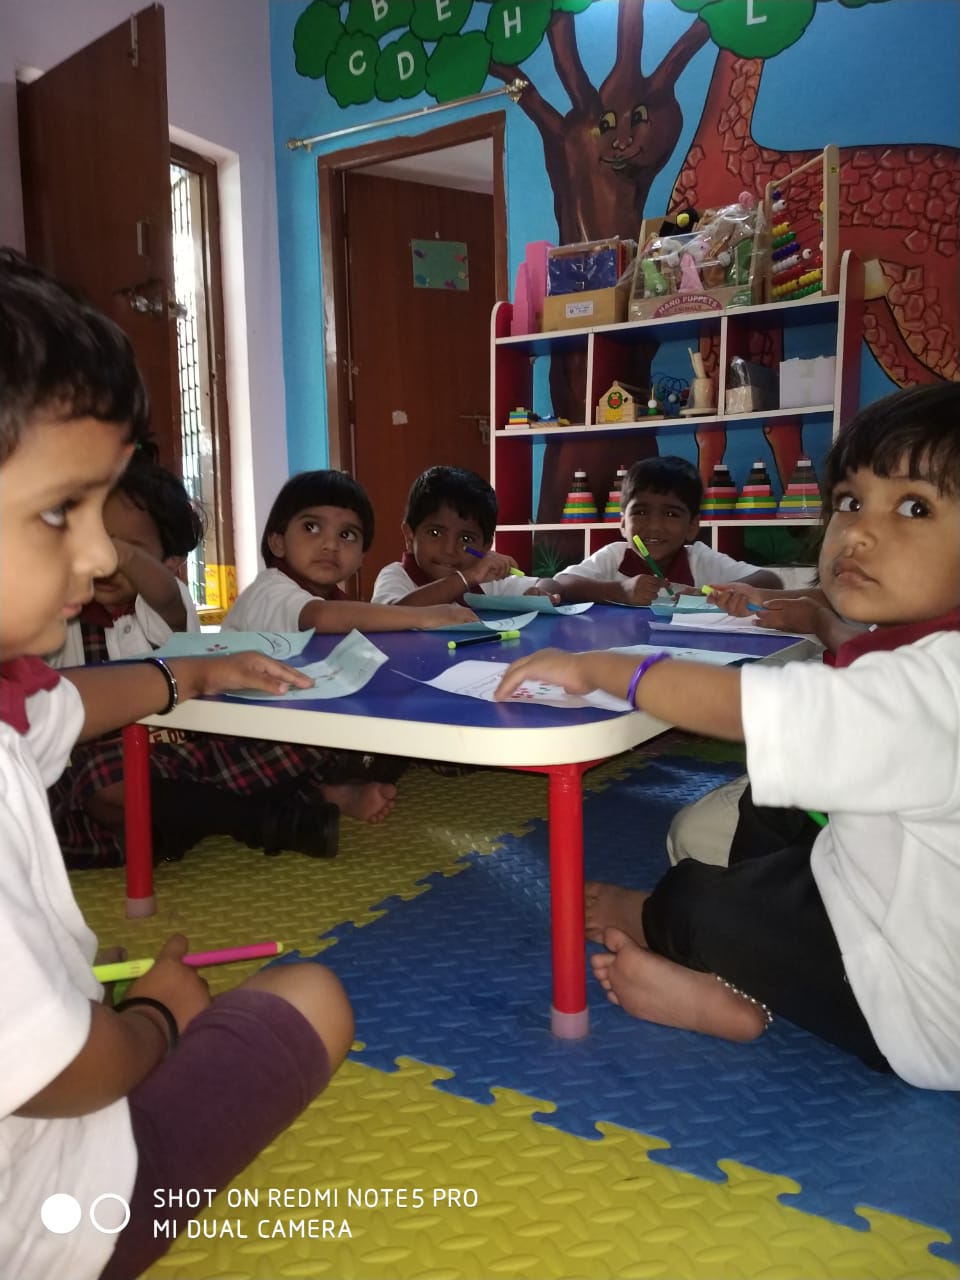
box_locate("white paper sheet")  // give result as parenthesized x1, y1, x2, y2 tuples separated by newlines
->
(649, 612, 817, 641)
(463, 592, 592, 616)
(152, 629, 313, 660)
(226, 630, 387, 701)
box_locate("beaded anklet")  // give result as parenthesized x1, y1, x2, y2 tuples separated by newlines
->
(715, 974, 773, 1028)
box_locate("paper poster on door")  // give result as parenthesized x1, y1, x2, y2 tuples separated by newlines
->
(411, 240, 468, 291)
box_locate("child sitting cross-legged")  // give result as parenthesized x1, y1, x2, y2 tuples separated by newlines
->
(0, 248, 353, 1280)
(47, 452, 399, 863)
(496, 383, 960, 1090)
(371, 464, 560, 605)
(554, 456, 782, 606)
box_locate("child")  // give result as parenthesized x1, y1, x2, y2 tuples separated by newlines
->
(496, 384, 960, 1090)
(0, 249, 353, 1280)
(47, 453, 381, 866)
(372, 465, 560, 605)
(224, 468, 479, 629)
(554, 456, 782, 605)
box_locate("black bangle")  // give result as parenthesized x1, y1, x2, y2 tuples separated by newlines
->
(142, 656, 178, 714)
(114, 996, 180, 1051)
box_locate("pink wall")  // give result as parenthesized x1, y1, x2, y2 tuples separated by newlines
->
(0, 0, 285, 586)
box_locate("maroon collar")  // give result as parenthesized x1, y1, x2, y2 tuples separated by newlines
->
(618, 543, 695, 586)
(833, 607, 960, 668)
(401, 552, 470, 604)
(0, 657, 60, 733)
(271, 559, 347, 601)
(79, 601, 135, 627)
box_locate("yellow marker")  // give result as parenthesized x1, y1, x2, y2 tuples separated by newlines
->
(632, 535, 666, 580)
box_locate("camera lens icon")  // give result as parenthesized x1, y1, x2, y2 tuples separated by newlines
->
(41, 1193, 131, 1235)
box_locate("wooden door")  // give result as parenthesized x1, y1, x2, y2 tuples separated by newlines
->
(18, 5, 180, 470)
(344, 172, 494, 596)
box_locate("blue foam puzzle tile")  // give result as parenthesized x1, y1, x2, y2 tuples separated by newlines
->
(286, 756, 958, 1256)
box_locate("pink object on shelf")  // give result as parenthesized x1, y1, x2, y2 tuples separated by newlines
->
(510, 261, 533, 335)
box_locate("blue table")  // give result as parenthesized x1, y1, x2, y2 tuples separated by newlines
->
(124, 606, 815, 1035)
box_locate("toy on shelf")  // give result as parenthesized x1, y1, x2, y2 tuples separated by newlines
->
(652, 375, 689, 417)
(735, 459, 778, 519)
(763, 144, 839, 301)
(596, 381, 644, 424)
(506, 406, 539, 430)
(702, 463, 739, 518)
(604, 464, 628, 521)
(562, 470, 598, 523)
(679, 347, 717, 417)
(629, 194, 762, 321)
(777, 455, 822, 518)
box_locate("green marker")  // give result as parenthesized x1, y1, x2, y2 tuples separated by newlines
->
(807, 810, 829, 828)
(632, 535, 666, 580)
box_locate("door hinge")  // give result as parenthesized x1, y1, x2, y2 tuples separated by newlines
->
(128, 16, 139, 68)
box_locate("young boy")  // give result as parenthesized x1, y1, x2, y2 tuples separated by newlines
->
(224, 468, 477, 631)
(554, 456, 782, 605)
(372, 465, 560, 605)
(496, 384, 960, 1090)
(0, 250, 353, 1279)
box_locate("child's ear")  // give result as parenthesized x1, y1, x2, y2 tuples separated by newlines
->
(267, 531, 286, 559)
(401, 521, 414, 552)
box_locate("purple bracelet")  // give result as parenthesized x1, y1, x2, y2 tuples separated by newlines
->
(626, 651, 672, 707)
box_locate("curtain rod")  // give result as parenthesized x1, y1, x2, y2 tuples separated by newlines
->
(286, 78, 527, 152)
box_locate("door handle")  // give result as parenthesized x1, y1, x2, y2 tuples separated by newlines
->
(121, 280, 188, 321)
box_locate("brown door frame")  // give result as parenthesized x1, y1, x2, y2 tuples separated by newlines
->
(317, 111, 508, 472)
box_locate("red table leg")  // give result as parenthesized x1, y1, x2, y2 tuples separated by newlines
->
(547, 762, 591, 1038)
(122, 723, 156, 917)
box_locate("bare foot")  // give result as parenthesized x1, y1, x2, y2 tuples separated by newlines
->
(321, 781, 397, 824)
(584, 881, 649, 943)
(590, 928, 768, 1042)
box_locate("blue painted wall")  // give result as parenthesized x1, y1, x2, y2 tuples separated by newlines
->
(270, 0, 958, 477)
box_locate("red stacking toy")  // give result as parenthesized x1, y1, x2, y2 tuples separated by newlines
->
(735, 458, 777, 518)
(562, 469, 598, 522)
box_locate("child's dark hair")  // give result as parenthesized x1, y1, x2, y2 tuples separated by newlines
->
(404, 466, 498, 543)
(823, 383, 960, 503)
(261, 470, 375, 563)
(0, 249, 150, 462)
(621, 456, 703, 517)
(115, 446, 204, 559)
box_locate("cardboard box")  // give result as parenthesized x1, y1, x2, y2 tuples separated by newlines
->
(779, 356, 836, 408)
(541, 285, 629, 332)
(628, 280, 758, 322)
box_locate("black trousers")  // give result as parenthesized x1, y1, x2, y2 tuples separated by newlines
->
(642, 786, 889, 1071)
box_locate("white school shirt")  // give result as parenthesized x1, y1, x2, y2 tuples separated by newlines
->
(741, 631, 960, 1089)
(0, 679, 136, 1279)
(48, 580, 199, 667)
(558, 540, 761, 589)
(371, 560, 542, 604)
(220, 568, 317, 633)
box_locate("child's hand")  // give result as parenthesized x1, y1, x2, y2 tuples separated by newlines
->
(623, 576, 662, 606)
(754, 597, 821, 634)
(420, 604, 480, 627)
(495, 648, 591, 699)
(706, 582, 765, 616)
(126, 934, 211, 1033)
(108, 536, 139, 571)
(179, 653, 315, 699)
(523, 587, 560, 603)
(463, 550, 517, 584)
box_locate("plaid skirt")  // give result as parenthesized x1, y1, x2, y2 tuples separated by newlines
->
(50, 727, 406, 868)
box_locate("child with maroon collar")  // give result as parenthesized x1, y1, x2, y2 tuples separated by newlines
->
(0, 249, 353, 1280)
(496, 384, 960, 1090)
(225, 469, 478, 629)
(371, 465, 560, 606)
(555, 456, 781, 605)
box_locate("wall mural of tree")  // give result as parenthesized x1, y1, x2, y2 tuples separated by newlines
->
(293, 0, 958, 513)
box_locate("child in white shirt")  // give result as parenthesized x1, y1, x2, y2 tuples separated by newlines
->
(372, 465, 560, 605)
(0, 249, 353, 1280)
(555, 456, 781, 605)
(496, 384, 960, 1091)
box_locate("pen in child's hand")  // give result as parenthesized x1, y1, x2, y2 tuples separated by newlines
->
(447, 630, 522, 650)
(93, 941, 284, 982)
(701, 585, 763, 612)
(464, 545, 525, 576)
(633, 535, 666, 580)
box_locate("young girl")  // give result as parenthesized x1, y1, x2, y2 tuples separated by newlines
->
(47, 454, 373, 865)
(496, 383, 960, 1090)
(0, 249, 352, 1280)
